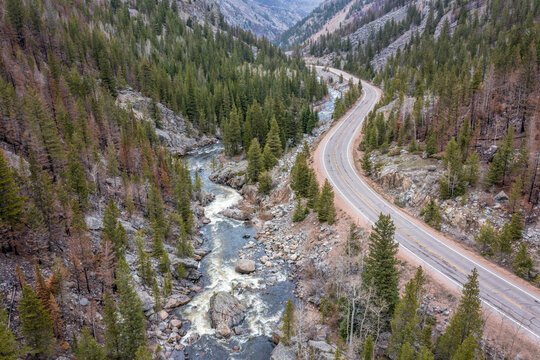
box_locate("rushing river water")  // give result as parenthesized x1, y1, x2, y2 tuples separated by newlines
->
(181, 85, 340, 359)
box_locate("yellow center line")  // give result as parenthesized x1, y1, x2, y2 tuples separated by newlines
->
(325, 87, 537, 319)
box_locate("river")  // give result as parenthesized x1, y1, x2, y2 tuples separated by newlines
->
(180, 84, 340, 359)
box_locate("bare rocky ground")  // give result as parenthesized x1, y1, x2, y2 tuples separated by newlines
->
(362, 147, 540, 274)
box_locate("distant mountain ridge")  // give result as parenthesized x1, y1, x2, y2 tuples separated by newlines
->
(275, 0, 359, 48)
(216, 0, 325, 40)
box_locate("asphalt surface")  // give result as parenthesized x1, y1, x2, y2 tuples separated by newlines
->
(318, 67, 540, 341)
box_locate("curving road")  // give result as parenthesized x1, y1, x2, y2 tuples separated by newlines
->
(317, 67, 540, 341)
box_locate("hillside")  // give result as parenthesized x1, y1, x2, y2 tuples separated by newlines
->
(0, 0, 327, 357)
(216, 0, 324, 40)
(275, 0, 360, 48)
(301, 0, 540, 281)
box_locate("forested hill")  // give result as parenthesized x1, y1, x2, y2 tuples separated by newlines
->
(360, 0, 539, 201)
(296, 0, 539, 205)
(304, 0, 539, 280)
(0, 0, 327, 357)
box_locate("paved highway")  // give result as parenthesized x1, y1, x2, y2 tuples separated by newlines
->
(317, 67, 540, 341)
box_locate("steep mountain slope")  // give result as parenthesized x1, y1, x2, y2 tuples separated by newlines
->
(276, 0, 359, 48)
(216, 0, 324, 40)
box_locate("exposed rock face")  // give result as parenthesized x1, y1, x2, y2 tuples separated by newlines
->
(209, 160, 247, 189)
(235, 259, 256, 274)
(209, 292, 245, 337)
(116, 89, 215, 155)
(494, 191, 509, 203)
(270, 342, 296, 360)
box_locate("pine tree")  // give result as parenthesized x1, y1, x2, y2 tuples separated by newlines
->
(0, 299, 22, 360)
(464, 151, 480, 187)
(317, 180, 336, 224)
(151, 222, 165, 259)
(361, 151, 372, 176)
(6, 0, 25, 42)
(0, 150, 25, 230)
(307, 173, 319, 209)
(116, 258, 147, 359)
(135, 232, 152, 285)
(265, 117, 283, 159)
(452, 333, 482, 360)
(18, 284, 56, 356)
(176, 228, 193, 258)
(258, 171, 272, 195)
(67, 146, 89, 206)
(224, 105, 242, 156)
(103, 292, 121, 358)
(24, 92, 66, 172)
(134, 346, 153, 360)
(28, 150, 55, 235)
(163, 271, 172, 297)
(388, 267, 426, 358)
(281, 299, 294, 345)
(33, 263, 63, 337)
(485, 126, 514, 186)
(497, 223, 513, 255)
(361, 336, 374, 360)
(74, 328, 106, 360)
(420, 199, 441, 230)
(103, 199, 126, 257)
(399, 342, 415, 360)
(159, 252, 170, 274)
(425, 128, 437, 156)
(247, 138, 263, 182)
(439, 138, 466, 199)
(193, 172, 203, 195)
(436, 269, 483, 359)
(345, 223, 361, 256)
(508, 211, 523, 241)
(513, 243, 533, 279)
(262, 143, 277, 170)
(475, 223, 497, 256)
(418, 346, 434, 360)
(291, 151, 311, 198)
(152, 279, 161, 312)
(292, 200, 307, 222)
(508, 176, 523, 213)
(362, 214, 399, 316)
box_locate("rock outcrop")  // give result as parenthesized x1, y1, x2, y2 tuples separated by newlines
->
(220, 207, 252, 221)
(209, 292, 245, 338)
(270, 342, 296, 360)
(209, 160, 247, 189)
(116, 89, 215, 155)
(235, 259, 256, 274)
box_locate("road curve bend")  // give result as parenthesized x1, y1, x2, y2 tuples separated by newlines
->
(317, 66, 540, 341)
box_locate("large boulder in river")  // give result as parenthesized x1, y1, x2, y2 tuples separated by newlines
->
(219, 208, 251, 221)
(209, 292, 245, 337)
(235, 259, 256, 274)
